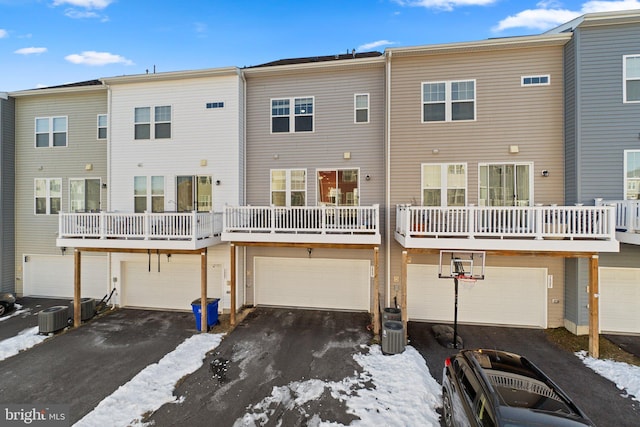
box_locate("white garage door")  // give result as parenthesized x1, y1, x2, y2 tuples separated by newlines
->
(122, 261, 223, 311)
(23, 254, 108, 299)
(600, 267, 640, 334)
(408, 265, 547, 328)
(254, 257, 370, 311)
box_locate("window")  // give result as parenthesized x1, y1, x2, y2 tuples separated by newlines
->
(479, 163, 532, 206)
(35, 117, 67, 147)
(271, 97, 314, 133)
(625, 150, 640, 199)
(69, 179, 101, 212)
(206, 102, 224, 109)
(521, 75, 550, 86)
(176, 176, 212, 212)
(624, 55, 640, 102)
(317, 169, 359, 206)
(134, 176, 165, 213)
(97, 114, 107, 140)
(422, 80, 475, 122)
(355, 94, 369, 123)
(271, 169, 306, 206)
(134, 106, 171, 139)
(422, 163, 466, 206)
(34, 178, 61, 215)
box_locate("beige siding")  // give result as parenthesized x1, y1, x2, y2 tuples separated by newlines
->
(389, 45, 566, 326)
(14, 89, 108, 294)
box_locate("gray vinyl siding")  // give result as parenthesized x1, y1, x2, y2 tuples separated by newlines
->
(564, 37, 578, 204)
(14, 89, 108, 294)
(0, 96, 15, 293)
(244, 62, 386, 306)
(388, 45, 567, 326)
(574, 24, 640, 202)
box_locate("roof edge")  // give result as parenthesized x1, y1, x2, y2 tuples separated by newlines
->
(243, 54, 385, 76)
(101, 66, 240, 84)
(9, 81, 106, 97)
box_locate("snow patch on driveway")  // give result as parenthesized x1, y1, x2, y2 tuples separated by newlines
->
(0, 326, 50, 361)
(576, 350, 640, 403)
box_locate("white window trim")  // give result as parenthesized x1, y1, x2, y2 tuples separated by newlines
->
(97, 114, 107, 140)
(623, 54, 640, 104)
(315, 168, 360, 206)
(624, 149, 640, 199)
(134, 105, 172, 140)
(354, 93, 370, 124)
(421, 80, 476, 123)
(270, 168, 307, 207)
(270, 96, 315, 134)
(34, 178, 62, 215)
(35, 116, 68, 148)
(477, 162, 535, 207)
(521, 75, 550, 86)
(421, 163, 468, 207)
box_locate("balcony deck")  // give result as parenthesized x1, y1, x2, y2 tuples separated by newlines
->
(395, 204, 619, 252)
(222, 205, 380, 246)
(596, 199, 640, 245)
(56, 211, 223, 250)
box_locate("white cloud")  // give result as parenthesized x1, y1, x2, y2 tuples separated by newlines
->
(65, 9, 99, 18)
(495, 0, 640, 32)
(358, 40, 396, 51)
(52, 0, 113, 9)
(0, 29, 7, 38)
(394, 0, 497, 12)
(14, 47, 47, 55)
(65, 51, 133, 66)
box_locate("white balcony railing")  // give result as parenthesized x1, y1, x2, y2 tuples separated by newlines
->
(222, 205, 380, 245)
(395, 204, 618, 252)
(595, 199, 640, 232)
(58, 211, 223, 246)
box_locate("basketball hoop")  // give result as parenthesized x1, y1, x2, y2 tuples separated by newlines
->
(455, 274, 477, 290)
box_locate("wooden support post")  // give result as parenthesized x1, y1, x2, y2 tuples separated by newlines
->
(589, 254, 600, 358)
(200, 249, 207, 333)
(401, 250, 408, 343)
(230, 243, 236, 327)
(373, 247, 380, 337)
(74, 249, 81, 328)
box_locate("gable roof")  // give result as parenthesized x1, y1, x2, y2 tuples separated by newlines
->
(9, 79, 104, 97)
(247, 51, 383, 68)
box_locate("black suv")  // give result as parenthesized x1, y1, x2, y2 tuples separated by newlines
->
(442, 349, 595, 426)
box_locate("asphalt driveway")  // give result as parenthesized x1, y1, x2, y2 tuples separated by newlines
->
(408, 322, 640, 427)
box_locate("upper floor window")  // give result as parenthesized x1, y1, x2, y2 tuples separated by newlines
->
(355, 93, 369, 123)
(70, 178, 101, 212)
(35, 117, 67, 147)
(521, 75, 550, 86)
(624, 55, 640, 103)
(97, 114, 107, 140)
(317, 169, 359, 206)
(271, 97, 314, 133)
(625, 150, 640, 200)
(34, 178, 61, 215)
(422, 163, 466, 206)
(271, 169, 306, 206)
(422, 80, 475, 122)
(134, 106, 171, 140)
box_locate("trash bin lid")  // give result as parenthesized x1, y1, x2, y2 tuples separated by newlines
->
(191, 298, 220, 305)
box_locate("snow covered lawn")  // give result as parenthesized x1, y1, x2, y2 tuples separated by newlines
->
(0, 326, 51, 361)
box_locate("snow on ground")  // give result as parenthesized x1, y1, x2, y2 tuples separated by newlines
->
(73, 333, 224, 427)
(0, 326, 51, 361)
(576, 350, 640, 403)
(234, 345, 443, 427)
(0, 303, 29, 322)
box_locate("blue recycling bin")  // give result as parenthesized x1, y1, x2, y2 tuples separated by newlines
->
(191, 298, 219, 331)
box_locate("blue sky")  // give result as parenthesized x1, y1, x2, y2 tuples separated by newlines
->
(1, 0, 640, 91)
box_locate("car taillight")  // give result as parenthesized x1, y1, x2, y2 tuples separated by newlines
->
(445, 357, 451, 367)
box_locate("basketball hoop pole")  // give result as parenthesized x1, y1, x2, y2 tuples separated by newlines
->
(453, 275, 460, 349)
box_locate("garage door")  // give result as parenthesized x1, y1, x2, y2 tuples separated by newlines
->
(600, 267, 640, 334)
(254, 257, 370, 311)
(122, 261, 223, 311)
(23, 254, 108, 299)
(408, 265, 547, 328)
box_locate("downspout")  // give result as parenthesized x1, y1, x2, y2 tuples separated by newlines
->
(238, 68, 248, 309)
(385, 51, 392, 308)
(104, 80, 116, 306)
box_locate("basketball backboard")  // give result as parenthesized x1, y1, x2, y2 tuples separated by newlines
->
(438, 250, 485, 280)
